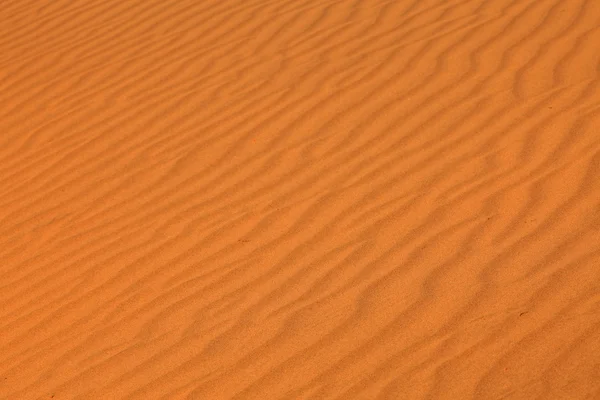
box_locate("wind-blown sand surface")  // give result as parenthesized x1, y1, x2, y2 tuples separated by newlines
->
(1, 0, 600, 399)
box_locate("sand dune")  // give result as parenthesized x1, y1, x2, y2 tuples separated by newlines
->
(1, 0, 600, 398)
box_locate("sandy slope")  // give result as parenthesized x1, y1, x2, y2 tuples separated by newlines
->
(1, 0, 600, 398)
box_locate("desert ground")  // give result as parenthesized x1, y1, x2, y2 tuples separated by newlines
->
(1, 0, 600, 399)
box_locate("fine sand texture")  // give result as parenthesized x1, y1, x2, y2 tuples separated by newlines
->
(2, 0, 600, 399)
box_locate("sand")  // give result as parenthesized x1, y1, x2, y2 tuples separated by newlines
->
(1, 0, 600, 399)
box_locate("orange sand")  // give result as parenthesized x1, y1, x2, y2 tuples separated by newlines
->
(1, 0, 600, 399)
